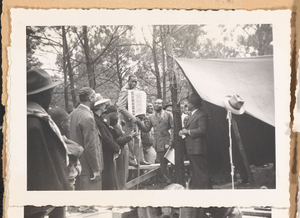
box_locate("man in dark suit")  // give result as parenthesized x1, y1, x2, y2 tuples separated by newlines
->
(138, 99, 174, 183)
(69, 87, 103, 191)
(179, 93, 212, 189)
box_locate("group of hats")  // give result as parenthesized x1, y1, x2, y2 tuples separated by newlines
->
(27, 68, 245, 115)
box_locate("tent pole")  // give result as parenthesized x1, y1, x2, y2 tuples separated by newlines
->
(231, 116, 256, 188)
(227, 111, 235, 189)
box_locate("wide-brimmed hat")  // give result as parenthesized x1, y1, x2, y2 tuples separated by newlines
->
(94, 93, 110, 106)
(188, 93, 203, 107)
(223, 94, 245, 115)
(27, 68, 62, 95)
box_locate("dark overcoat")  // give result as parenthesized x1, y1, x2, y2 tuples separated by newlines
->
(184, 109, 211, 189)
(27, 115, 70, 191)
(94, 114, 120, 190)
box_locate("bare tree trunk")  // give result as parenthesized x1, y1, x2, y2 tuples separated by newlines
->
(164, 26, 185, 186)
(160, 26, 167, 102)
(152, 26, 162, 99)
(66, 55, 77, 108)
(62, 26, 69, 111)
(82, 26, 96, 89)
(62, 27, 77, 108)
(116, 47, 123, 89)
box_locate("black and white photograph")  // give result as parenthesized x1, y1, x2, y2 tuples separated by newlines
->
(24, 205, 274, 218)
(26, 23, 276, 191)
(26, 24, 276, 190)
(7, 9, 290, 208)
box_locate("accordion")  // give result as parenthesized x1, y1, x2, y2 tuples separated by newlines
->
(128, 90, 147, 117)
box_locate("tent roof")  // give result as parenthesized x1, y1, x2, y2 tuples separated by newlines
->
(176, 56, 274, 126)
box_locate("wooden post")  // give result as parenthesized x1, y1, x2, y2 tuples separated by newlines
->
(231, 115, 256, 188)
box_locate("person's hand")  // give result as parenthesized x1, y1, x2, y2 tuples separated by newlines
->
(165, 144, 170, 149)
(90, 171, 101, 180)
(130, 130, 139, 138)
(131, 116, 138, 124)
(181, 129, 189, 135)
(179, 130, 183, 137)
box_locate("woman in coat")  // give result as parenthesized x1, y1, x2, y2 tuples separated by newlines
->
(105, 105, 138, 189)
(92, 95, 120, 190)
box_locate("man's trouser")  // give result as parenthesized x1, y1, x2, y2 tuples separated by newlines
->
(187, 154, 212, 189)
(157, 151, 171, 182)
(77, 174, 102, 190)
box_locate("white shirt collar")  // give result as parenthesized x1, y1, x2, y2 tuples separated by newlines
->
(191, 109, 198, 116)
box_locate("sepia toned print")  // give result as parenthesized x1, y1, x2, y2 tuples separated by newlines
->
(26, 23, 275, 191)
(24, 205, 273, 218)
(8, 9, 290, 207)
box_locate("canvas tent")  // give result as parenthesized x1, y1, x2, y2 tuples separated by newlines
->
(176, 56, 275, 183)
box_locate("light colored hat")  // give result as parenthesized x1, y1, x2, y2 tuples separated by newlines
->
(94, 93, 110, 106)
(224, 94, 245, 115)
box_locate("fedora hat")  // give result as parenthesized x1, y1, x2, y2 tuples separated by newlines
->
(27, 68, 62, 95)
(94, 93, 110, 106)
(223, 94, 245, 115)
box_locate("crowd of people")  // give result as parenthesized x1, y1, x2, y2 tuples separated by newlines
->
(26, 68, 212, 217)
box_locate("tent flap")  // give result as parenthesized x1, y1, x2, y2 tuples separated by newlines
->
(176, 56, 274, 126)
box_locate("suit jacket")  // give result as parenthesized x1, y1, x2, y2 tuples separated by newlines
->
(184, 109, 209, 155)
(69, 105, 103, 176)
(27, 115, 70, 190)
(139, 110, 174, 152)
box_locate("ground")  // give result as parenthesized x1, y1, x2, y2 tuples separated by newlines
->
(134, 163, 275, 190)
(64, 164, 275, 217)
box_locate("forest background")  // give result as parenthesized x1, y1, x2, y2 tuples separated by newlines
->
(27, 24, 273, 112)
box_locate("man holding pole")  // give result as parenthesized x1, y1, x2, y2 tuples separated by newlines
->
(179, 93, 212, 189)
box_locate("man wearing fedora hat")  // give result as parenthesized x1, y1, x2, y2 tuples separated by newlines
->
(179, 93, 212, 190)
(26, 68, 70, 217)
(69, 87, 103, 191)
(27, 68, 70, 191)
